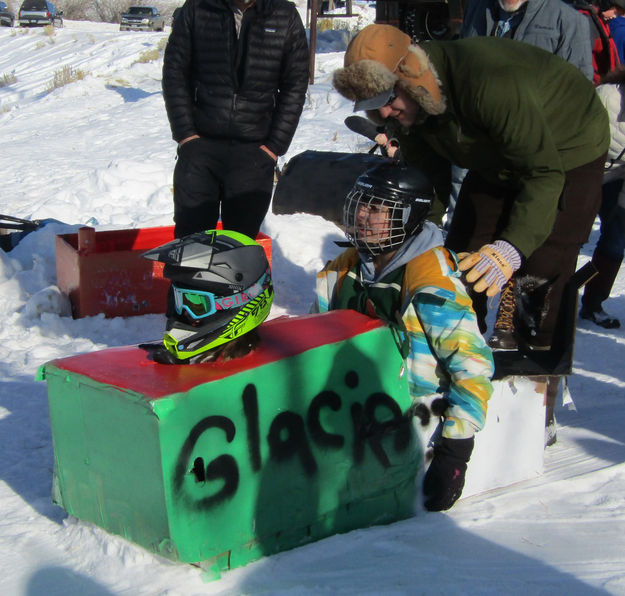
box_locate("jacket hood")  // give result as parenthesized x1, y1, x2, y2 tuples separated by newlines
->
(333, 25, 446, 119)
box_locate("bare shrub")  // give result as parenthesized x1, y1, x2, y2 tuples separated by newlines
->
(0, 72, 18, 88)
(133, 48, 160, 64)
(56, 0, 90, 21)
(47, 65, 86, 91)
(93, 0, 129, 24)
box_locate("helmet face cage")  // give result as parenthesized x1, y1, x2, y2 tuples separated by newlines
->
(343, 185, 412, 256)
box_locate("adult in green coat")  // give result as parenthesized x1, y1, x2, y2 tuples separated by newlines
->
(333, 24, 610, 349)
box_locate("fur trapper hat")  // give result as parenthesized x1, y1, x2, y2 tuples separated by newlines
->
(333, 24, 446, 118)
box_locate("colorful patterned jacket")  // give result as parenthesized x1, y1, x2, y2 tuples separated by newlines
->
(313, 227, 494, 439)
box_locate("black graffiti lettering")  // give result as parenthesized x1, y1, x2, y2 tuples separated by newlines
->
(412, 402, 431, 427)
(365, 392, 411, 456)
(360, 396, 392, 468)
(242, 384, 261, 472)
(268, 411, 317, 475)
(174, 382, 412, 510)
(344, 370, 359, 389)
(192, 457, 206, 482)
(351, 394, 411, 468)
(195, 454, 239, 510)
(173, 415, 237, 510)
(307, 390, 345, 449)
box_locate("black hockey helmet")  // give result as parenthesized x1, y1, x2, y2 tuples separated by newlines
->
(343, 163, 434, 255)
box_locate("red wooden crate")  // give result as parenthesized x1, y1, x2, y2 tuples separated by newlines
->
(56, 225, 272, 319)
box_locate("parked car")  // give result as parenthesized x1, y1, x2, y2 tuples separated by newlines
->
(0, 1, 15, 27)
(18, 0, 63, 27)
(120, 6, 165, 31)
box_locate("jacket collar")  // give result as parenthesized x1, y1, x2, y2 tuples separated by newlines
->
(485, 0, 544, 37)
(203, 0, 273, 17)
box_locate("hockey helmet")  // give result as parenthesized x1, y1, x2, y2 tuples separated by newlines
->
(343, 163, 434, 255)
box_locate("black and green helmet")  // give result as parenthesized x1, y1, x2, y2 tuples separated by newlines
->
(143, 229, 273, 362)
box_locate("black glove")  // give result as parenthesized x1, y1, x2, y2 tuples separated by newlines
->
(423, 436, 474, 512)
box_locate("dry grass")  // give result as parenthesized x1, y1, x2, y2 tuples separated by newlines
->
(133, 48, 161, 64)
(47, 65, 86, 91)
(0, 72, 18, 88)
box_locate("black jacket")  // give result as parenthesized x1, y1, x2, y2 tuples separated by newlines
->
(162, 0, 309, 156)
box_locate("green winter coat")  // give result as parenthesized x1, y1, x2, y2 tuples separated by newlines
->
(393, 36, 610, 258)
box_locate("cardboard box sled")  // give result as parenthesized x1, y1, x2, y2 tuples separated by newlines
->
(39, 310, 545, 575)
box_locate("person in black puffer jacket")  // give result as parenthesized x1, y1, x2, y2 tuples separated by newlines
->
(162, 0, 309, 239)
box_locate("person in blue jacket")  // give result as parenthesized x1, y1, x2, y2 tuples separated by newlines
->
(462, 0, 593, 80)
(601, 0, 625, 63)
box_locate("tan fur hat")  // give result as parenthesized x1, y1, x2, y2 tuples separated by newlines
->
(333, 24, 445, 117)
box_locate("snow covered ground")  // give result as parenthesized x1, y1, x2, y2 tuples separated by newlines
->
(1, 11, 624, 596)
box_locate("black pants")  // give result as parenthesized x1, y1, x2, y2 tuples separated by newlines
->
(172, 138, 275, 239)
(445, 154, 605, 346)
(581, 178, 625, 311)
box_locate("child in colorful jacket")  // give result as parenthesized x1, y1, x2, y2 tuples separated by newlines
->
(312, 163, 494, 511)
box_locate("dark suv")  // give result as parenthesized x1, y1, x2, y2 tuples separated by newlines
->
(120, 6, 165, 31)
(0, 1, 15, 27)
(18, 0, 63, 27)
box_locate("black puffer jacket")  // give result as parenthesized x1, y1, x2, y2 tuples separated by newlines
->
(162, 0, 309, 156)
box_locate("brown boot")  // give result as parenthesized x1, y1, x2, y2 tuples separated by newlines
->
(488, 278, 518, 350)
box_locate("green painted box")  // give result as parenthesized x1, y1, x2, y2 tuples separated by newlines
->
(39, 311, 423, 572)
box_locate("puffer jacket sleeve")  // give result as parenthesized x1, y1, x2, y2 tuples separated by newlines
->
(598, 83, 625, 163)
(263, 6, 309, 156)
(598, 83, 625, 225)
(162, 1, 198, 143)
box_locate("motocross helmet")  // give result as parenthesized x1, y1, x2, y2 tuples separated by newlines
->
(142, 229, 273, 362)
(343, 163, 434, 256)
